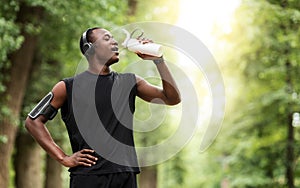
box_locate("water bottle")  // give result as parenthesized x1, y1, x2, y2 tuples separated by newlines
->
(122, 28, 163, 57)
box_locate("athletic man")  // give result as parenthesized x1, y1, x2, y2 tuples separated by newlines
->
(25, 27, 181, 188)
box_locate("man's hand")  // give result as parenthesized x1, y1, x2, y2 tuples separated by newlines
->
(61, 149, 98, 168)
(135, 38, 163, 61)
(136, 52, 162, 61)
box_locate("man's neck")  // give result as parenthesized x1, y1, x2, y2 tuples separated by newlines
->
(88, 63, 111, 75)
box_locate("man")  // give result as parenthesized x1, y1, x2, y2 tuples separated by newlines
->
(25, 27, 181, 188)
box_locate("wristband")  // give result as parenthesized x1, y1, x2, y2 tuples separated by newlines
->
(153, 56, 164, 64)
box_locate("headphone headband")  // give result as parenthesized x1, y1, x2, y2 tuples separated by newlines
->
(82, 29, 92, 55)
(82, 29, 89, 44)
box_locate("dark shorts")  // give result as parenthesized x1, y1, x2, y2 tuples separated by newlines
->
(70, 172, 137, 188)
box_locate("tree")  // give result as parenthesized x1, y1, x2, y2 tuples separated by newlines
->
(0, 2, 44, 187)
(209, 0, 300, 187)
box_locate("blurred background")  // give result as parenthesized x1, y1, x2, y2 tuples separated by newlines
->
(1, 0, 300, 187)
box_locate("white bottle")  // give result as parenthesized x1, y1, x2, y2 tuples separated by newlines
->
(122, 29, 163, 57)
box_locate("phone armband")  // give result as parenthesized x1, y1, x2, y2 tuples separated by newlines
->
(28, 92, 58, 120)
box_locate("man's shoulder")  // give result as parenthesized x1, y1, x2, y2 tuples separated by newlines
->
(114, 72, 137, 82)
(114, 72, 136, 78)
(62, 71, 90, 83)
(62, 76, 74, 82)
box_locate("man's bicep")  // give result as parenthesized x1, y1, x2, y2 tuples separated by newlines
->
(136, 75, 164, 103)
(27, 81, 66, 121)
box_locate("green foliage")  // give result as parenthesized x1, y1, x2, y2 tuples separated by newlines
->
(207, 0, 300, 187)
(0, 19, 23, 63)
(158, 152, 187, 188)
(0, 15, 23, 113)
(0, 0, 19, 19)
(0, 134, 8, 144)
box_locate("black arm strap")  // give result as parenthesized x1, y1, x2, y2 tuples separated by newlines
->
(40, 104, 58, 120)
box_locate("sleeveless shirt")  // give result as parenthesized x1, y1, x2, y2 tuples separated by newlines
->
(61, 71, 140, 175)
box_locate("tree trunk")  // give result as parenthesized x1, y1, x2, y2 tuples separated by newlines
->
(14, 131, 44, 188)
(285, 52, 294, 188)
(0, 32, 38, 188)
(45, 144, 63, 188)
(139, 167, 157, 188)
(279, 0, 295, 186)
(0, 3, 44, 188)
(286, 112, 294, 188)
(0, 119, 18, 188)
(128, 0, 138, 15)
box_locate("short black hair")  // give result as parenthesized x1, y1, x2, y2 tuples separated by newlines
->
(79, 27, 101, 55)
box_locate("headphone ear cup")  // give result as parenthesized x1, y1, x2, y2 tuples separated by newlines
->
(83, 42, 94, 55)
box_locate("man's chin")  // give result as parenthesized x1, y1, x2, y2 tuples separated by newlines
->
(105, 56, 119, 66)
(111, 54, 119, 62)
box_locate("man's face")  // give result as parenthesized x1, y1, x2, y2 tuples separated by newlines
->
(91, 28, 119, 65)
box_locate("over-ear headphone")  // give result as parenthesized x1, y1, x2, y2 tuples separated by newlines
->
(82, 29, 93, 54)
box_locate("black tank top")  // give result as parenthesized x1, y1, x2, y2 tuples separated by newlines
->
(61, 71, 140, 174)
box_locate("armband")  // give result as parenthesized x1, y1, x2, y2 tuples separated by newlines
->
(28, 92, 58, 120)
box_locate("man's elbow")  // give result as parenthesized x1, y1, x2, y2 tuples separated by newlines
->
(173, 97, 181, 105)
(167, 96, 181, 106)
(25, 117, 31, 129)
(25, 117, 36, 132)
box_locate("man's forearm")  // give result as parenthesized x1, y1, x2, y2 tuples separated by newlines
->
(155, 59, 181, 105)
(25, 117, 67, 163)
